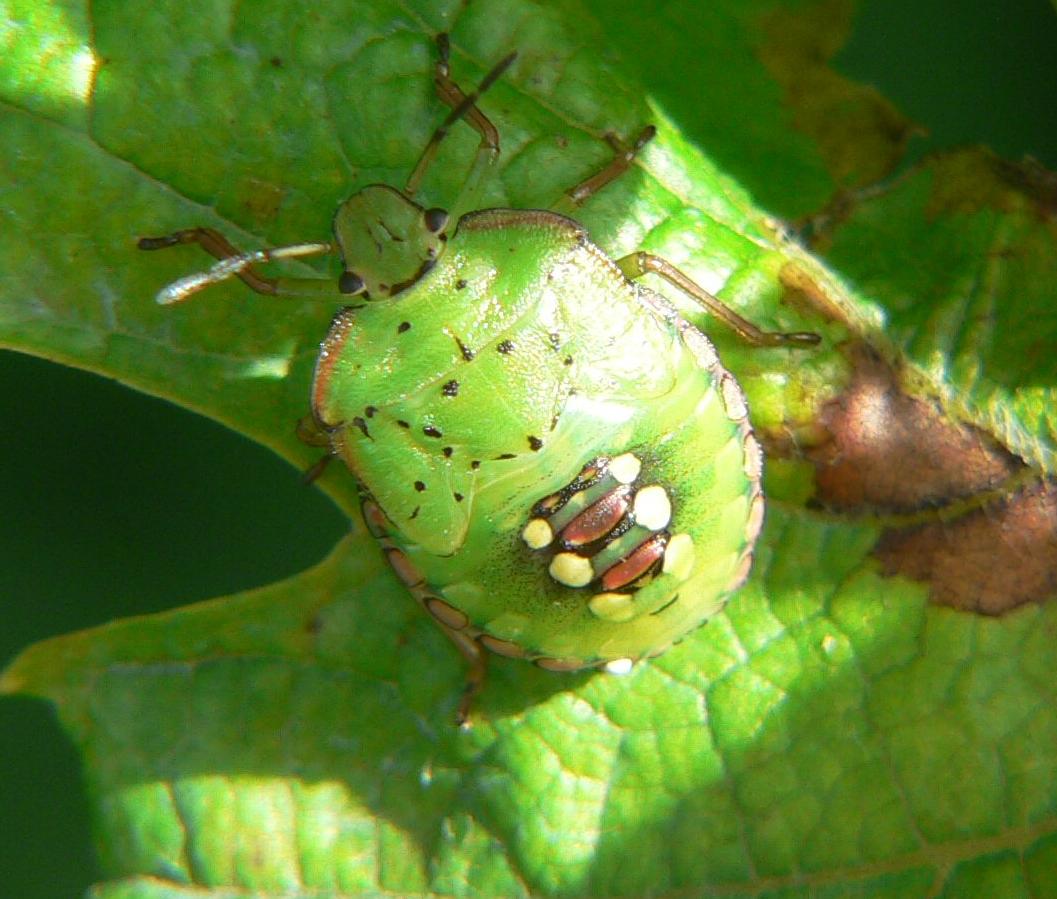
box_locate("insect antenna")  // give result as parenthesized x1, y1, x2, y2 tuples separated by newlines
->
(138, 228, 336, 303)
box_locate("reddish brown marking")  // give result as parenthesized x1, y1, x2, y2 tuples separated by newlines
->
(426, 597, 470, 630)
(311, 310, 357, 419)
(536, 493, 563, 514)
(361, 500, 389, 538)
(531, 458, 608, 519)
(577, 460, 605, 483)
(560, 487, 631, 546)
(601, 534, 669, 591)
(479, 634, 528, 659)
(535, 656, 587, 672)
(386, 548, 424, 588)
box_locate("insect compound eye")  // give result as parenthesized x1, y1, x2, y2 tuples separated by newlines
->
(339, 270, 366, 295)
(423, 207, 450, 234)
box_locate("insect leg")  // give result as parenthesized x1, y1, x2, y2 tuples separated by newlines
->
(617, 252, 821, 347)
(442, 629, 489, 728)
(551, 125, 656, 214)
(294, 415, 338, 482)
(405, 33, 517, 212)
(138, 228, 337, 303)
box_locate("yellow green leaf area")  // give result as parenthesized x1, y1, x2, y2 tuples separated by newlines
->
(4, 524, 1055, 898)
(819, 149, 1057, 477)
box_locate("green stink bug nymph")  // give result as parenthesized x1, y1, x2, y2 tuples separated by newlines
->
(140, 35, 818, 721)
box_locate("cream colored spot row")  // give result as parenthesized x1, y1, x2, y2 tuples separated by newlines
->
(588, 591, 636, 622)
(661, 532, 695, 581)
(521, 518, 554, 549)
(632, 484, 671, 531)
(608, 452, 642, 485)
(549, 552, 594, 587)
(728, 550, 755, 593)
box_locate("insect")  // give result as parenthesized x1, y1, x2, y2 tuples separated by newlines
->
(140, 35, 818, 721)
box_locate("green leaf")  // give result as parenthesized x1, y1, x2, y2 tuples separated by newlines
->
(820, 149, 1057, 474)
(3, 1, 1056, 897)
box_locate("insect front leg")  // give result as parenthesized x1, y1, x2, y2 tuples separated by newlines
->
(550, 126, 819, 347)
(404, 33, 517, 216)
(616, 251, 821, 348)
(138, 227, 338, 304)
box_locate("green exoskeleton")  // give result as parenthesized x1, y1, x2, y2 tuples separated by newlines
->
(140, 35, 819, 722)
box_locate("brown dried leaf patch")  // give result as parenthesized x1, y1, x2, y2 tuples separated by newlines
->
(807, 344, 1020, 512)
(802, 343, 1055, 612)
(875, 480, 1057, 614)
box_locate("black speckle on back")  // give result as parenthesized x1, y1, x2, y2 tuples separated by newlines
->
(398, 321, 411, 333)
(442, 380, 460, 397)
(496, 453, 516, 460)
(414, 480, 427, 492)
(365, 405, 377, 418)
(443, 446, 453, 458)
(397, 420, 411, 429)
(563, 356, 573, 366)
(471, 460, 481, 470)
(455, 278, 468, 290)
(410, 505, 421, 520)
(454, 492, 464, 502)
(423, 425, 443, 439)
(497, 340, 514, 354)
(351, 416, 370, 438)
(528, 436, 543, 451)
